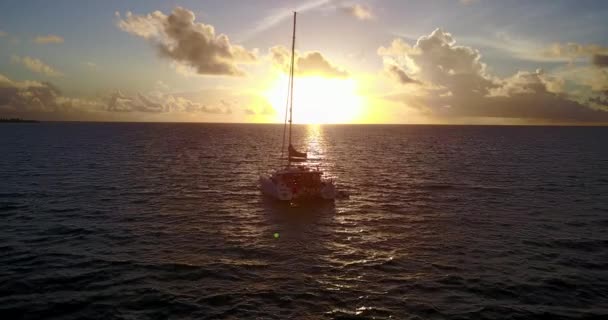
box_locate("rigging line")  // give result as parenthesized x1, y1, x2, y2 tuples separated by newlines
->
(280, 69, 291, 161)
(280, 14, 295, 162)
(288, 12, 296, 150)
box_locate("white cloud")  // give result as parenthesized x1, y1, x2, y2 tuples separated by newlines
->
(11, 55, 63, 77)
(342, 4, 373, 20)
(385, 64, 419, 85)
(379, 29, 608, 123)
(83, 61, 97, 69)
(117, 7, 257, 76)
(155, 80, 169, 92)
(270, 46, 348, 78)
(380, 28, 493, 95)
(34, 34, 64, 44)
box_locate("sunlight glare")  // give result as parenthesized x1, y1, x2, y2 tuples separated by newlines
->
(264, 75, 363, 124)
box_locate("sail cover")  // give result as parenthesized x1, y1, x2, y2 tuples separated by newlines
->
(288, 144, 307, 159)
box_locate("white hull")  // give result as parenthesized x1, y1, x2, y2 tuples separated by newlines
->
(259, 173, 336, 201)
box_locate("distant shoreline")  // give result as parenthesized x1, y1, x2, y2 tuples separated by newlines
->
(0, 118, 40, 123)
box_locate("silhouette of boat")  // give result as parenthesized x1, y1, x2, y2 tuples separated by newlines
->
(259, 12, 337, 202)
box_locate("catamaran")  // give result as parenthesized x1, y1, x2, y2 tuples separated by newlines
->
(259, 12, 337, 201)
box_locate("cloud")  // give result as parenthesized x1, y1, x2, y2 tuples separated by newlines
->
(585, 68, 608, 92)
(34, 34, 64, 44)
(379, 29, 608, 123)
(155, 80, 169, 91)
(107, 91, 232, 114)
(460, 32, 568, 63)
(0, 74, 103, 120)
(544, 42, 608, 58)
(83, 61, 97, 69)
(385, 64, 419, 84)
(0, 73, 239, 121)
(488, 69, 564, 97)
(342, 4, 373, 20)
(244, 101, 276, 116)
(543, 42, 608, 65)
(270, 46, 348, 78)
(11, 55, 63, 77)
(0, 30, 7, 37)
(588, 93, 608, 108)
(378, 38, 418, 56)
(380, 28, 493, 94)
(550, 65, 608, 113)
(459, 0, 479, 5)
(298, 52, 349, 78)
(552, 65, 608, 95)
(117, 7, 257, 76)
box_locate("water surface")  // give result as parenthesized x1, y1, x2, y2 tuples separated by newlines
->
(1, 123, 607, 319)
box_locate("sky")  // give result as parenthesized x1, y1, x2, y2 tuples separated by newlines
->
(1, 0, 607, 124)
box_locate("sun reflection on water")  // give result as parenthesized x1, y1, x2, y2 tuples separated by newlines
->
(305, 124, 324, 159)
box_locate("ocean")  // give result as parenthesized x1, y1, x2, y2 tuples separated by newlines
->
(1, 123, 607, 319)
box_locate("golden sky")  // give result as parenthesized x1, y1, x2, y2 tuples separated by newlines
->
(1, 0, 607, 124)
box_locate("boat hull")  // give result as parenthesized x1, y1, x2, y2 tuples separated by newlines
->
(259, 175, 293, 201)
(259, 175, 336, 201)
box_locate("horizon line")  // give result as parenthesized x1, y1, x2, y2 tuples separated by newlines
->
(5, 119, 608, 127)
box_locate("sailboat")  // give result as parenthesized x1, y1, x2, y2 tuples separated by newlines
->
(259, 12, 337, 201)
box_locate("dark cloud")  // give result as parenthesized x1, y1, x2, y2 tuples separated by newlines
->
(270, 46, 348, 78)
(0, 83, 57, 111)
(431, 91, 608, 122)
(592, 54, 608, 67)
(379, 29, 608, 123)
(118, 7, 257, 76)
(587, 88, 608, 108)
(588, 95, 608, 107)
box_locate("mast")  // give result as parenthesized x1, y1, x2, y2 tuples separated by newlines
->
(288, 11, 296, 149)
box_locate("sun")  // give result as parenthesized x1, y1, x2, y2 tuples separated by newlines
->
(264, 74, 363, 124)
